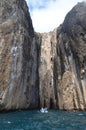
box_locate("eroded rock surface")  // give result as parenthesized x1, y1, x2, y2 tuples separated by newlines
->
(0, 0, 86, 111)
(0, 0, 39, 110)
(38, 2, 86, 110)
(55, 2, 86, 110)
(39, 30, 57, 108)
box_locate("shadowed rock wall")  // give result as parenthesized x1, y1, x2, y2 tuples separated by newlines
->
(0, 0, 39, 110)
(55, 2, 86, 110)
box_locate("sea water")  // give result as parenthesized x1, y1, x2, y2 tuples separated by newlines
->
(0, 110, 86, 130)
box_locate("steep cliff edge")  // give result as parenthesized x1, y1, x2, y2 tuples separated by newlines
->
(38, 2, 86, 110)
(0, 0, 86, 111)
(39, 2, 86, 110)
(0, 0, 39, 110)
(55, 2, 86, 110)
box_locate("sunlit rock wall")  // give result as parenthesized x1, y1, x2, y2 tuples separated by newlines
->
(39, 30, 57, 109)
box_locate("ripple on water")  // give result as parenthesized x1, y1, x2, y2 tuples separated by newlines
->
(0, 110, 86, 130)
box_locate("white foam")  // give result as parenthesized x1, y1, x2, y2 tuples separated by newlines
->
(40, 108, 48, 113)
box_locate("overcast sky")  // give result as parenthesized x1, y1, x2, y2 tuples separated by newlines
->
(25, 0, 86, 32)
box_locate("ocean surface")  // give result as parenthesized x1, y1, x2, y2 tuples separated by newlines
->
(0, 110, 86, 130)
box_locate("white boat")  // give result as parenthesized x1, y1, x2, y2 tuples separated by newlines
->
(40, 108, 48, 113)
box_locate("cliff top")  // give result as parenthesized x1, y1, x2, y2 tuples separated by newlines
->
(62, 2, 86, 37)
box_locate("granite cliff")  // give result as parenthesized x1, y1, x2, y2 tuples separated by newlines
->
(0, 0, 86, 111)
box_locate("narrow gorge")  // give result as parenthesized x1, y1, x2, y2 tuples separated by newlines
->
(0, 0, 86, 111)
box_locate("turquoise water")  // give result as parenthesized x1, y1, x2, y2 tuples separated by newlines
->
(0, 110, 86, 130)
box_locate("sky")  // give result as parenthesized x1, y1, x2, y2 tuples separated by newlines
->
(25, 0, 86, 32)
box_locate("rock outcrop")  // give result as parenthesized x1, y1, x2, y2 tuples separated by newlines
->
(0, 0, 86, 111)
(39, 30, 57, 109)
(55, 2, 86, 110)
(0, 0, 39, 110)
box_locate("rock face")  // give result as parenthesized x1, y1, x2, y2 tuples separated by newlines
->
(0, 0, 39, 110)
(0, 0, 86, 111)
(39, 30, 57, 109)
(55, 2, 86, 110)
